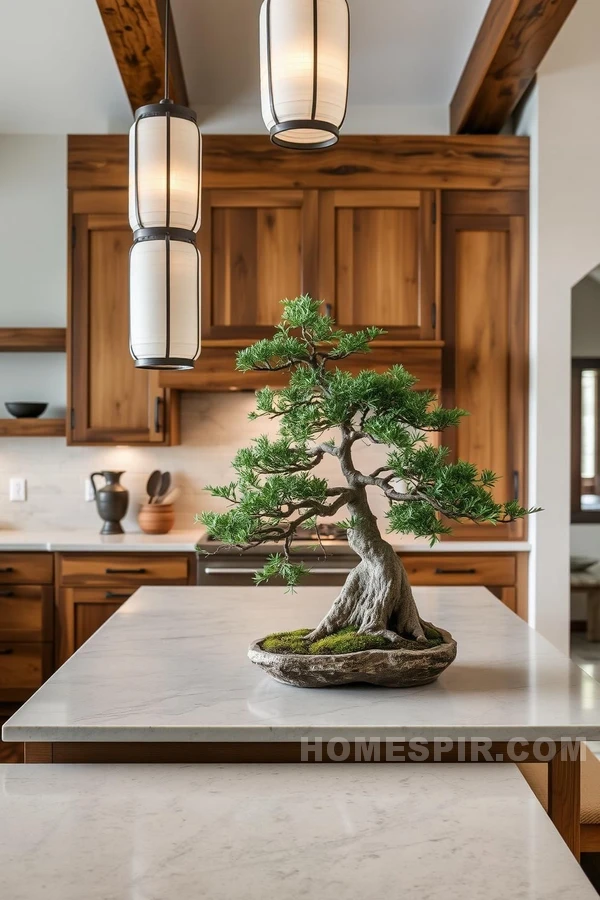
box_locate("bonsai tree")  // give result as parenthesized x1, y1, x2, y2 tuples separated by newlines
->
(201, 297, 535, 649)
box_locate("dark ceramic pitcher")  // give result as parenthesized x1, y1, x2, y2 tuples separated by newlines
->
(91, 471, 129, 535)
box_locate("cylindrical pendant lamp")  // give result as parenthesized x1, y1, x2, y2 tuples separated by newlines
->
(260, 0, 350, 150)
(130, 231, 200, 370)
(128, 0, 202, 371)
(129, 101, 202, 232)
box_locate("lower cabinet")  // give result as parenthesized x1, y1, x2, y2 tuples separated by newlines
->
(55, 553, 195, 665)
(0, 553, 54, 705)
(57, 587, 137, 663)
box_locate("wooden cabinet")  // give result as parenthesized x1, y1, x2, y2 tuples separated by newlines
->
(69, 192, 179, 446)
(57, 587, 137, 661)
(0, 554, 54, 702)
(55, 552, 195, 664)
(319, 190, 438, 340)
(442, 192, 528, 539)
(200, 190, 318, 340)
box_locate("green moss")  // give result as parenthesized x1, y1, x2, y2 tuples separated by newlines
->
(260, 624, 444, 656)
(309, 626, 393, 655)
(261, 628, 312, 655)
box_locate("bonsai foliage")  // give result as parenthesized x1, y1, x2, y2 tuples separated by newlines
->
(200, 297, 536, 646)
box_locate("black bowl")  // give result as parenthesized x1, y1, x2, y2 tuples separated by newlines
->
(5, 402, 48, 419)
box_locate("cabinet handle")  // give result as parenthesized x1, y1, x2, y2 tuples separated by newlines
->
(513, 470, 520, 501)
(154, 396, 163, 434)
(0, 591, 15, 597)
(434, 568, 477, 575)
(324, 303, 333, 317)
(0, 648, 14, 656)
(0, 567, 14, 574)
(105, 568, 147, 575)
(105, 591, 132, 599)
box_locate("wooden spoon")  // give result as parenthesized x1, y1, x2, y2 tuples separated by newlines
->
(155, 471, 171, 504)
(146, 470, 161, 504)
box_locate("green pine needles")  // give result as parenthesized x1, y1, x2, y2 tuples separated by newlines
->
(199, 296, 537, 588)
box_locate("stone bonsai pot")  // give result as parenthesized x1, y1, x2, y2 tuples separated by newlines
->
(201, 297, 536, 689)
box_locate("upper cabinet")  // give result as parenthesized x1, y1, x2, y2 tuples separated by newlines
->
(69, 192, 178, 446)
(200, 189, 319, 341)
(319, 190, 438, 340)
(441, 192, 528, 539)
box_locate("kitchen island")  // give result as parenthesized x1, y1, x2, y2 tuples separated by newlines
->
(4, 584, 599, 856)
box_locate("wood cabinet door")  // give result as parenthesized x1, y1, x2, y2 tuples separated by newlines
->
(442, 193, 528, 539)
(70, 193, 170, 445)
(57, 587, 137, 663)
(318, 190, 438, 340)
(199, 189, 319, 340)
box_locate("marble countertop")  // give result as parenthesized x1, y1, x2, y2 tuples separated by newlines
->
(5, 585, 599, 744)
(1, 763, 594, 900)
(0, 529, 531, 553)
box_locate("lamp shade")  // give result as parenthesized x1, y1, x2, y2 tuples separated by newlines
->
(129, 100, 202, 232)
(260, 0, 349, 149)
(130, 232, 201, 370)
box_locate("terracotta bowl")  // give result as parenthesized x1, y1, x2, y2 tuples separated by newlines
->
(138, 503, 175, 535)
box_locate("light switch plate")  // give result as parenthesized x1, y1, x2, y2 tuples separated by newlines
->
(9, 477, 26, 502)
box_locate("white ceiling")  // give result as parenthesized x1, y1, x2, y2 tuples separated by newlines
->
(0, 0, 131, 134)
(0, 0, 490, 135)
(173, 0, 491, 107)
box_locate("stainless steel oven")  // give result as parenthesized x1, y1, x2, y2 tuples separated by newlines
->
(196, 553, 358, 587)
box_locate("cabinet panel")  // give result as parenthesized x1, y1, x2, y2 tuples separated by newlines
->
(57, 587, 137, 663)
(201, 190, 318, 340)
(58, 554, 190, 587)
(402, 554, 515, 586)
(0, 643, 52, 702)
(0, 553, 53, 585)
(0, 585, 53, 642)
(442, 196, 527, 539)
(69, 193, 175, 445)
(319, 190, 437, 340)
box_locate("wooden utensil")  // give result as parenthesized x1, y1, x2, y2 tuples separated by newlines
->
(146, 470, 161, 504)
(155, 472, 171, 504)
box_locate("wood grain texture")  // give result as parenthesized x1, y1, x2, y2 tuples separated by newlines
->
(451, 0, 578, 134)
(442, 196, 528, 540)
(159, 345, 443, 393)
(68, 135, 530, 191)
(95, 0, 188, 110)
(0, 328, 66, 352)
(321, 189, 436, 340)
(549, 748, 581, 859)
(0, 554, 53, 585)
(57, 588, 135, 664)
(201, 189, 318, 341)
(32, 740, 554, 765)
(0, 586, 53, 643)
(57, 554, 189, 587)
(0, 419, 65, 438)
(69, 207, 172, 446)
(0, 643, 53, 703)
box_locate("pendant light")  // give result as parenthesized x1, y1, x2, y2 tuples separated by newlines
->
(260, 0, 350, 150)
(129, 0, 202, 370)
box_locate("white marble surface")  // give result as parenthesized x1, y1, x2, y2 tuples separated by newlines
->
(0, 528, 530, 553)
(5, 586, 600, 744)
(0, 763, 596, 900)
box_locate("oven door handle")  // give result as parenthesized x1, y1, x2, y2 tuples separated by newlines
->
(203, 566, 355, 575)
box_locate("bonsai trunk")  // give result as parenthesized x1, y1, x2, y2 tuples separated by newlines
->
(306, 488, 427, 644)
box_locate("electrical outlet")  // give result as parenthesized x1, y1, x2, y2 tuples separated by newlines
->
(84, 478, 95, 502)
(9, 478, 26, 502)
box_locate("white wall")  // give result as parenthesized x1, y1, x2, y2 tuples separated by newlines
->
(516, 0, 600, 652)
(0, 136, 67, 417)
(570, 275, 600, 618)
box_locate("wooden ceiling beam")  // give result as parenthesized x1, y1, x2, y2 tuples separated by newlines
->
(451, 0, 578, 134)
(95, 0, 188, 113)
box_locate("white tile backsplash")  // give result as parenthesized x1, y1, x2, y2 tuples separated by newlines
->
(0, 392, 390, 533)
